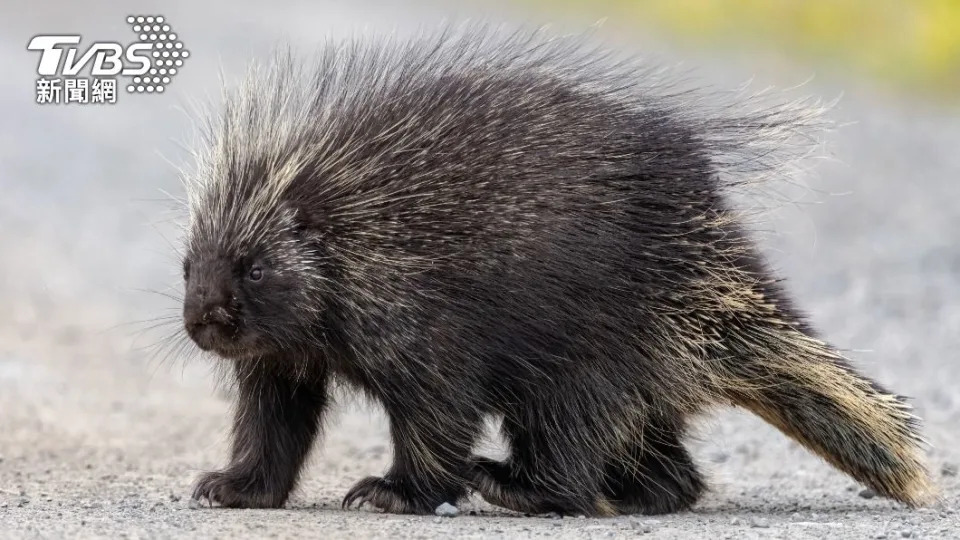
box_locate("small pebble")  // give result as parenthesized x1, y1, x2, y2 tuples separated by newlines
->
(900, 531, 912, 538)
(710, 451, 730, 463)
(858, 488, 876, 499)
(750, 517, 770, 528)
(730, 517, 741, 525)
(434, 502, 459, 517)
(187, 498, 202, 510)
(169, 492, 181, 502)
(433, 516, 443, 524)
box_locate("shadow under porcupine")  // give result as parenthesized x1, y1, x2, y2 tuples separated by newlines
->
(177, 26, 935, 516)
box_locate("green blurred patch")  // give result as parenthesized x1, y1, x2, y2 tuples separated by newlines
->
(535, 0, 960, 101)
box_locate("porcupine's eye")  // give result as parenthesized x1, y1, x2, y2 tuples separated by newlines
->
(248, 266, 263, 282)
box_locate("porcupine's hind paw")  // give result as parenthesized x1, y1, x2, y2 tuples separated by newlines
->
(342, 475, 462, 514)
(192, 469, 288, 508)
(601, 426, 706, 515)
(467, 456, 616, 516)
(603, 458, 704, 515)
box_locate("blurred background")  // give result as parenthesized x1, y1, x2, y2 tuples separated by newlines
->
(536, 0, 960, 102)
(1, 1, 958, 537)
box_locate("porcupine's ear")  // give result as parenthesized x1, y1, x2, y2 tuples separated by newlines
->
(285, 204, 318, 241)
(287, 206, 308, 240)
(287, 200, 331, 237)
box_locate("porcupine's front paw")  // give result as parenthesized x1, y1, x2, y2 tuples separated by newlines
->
(342, 475, 462, 514)
(192, 469, 288, 508)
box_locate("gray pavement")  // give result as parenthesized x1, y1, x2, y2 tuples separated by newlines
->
(1, 1, 958, 538)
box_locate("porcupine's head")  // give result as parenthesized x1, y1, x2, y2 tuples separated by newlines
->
(180, 61, 334, 361)
(181, 206, 326, 361)
(181, 175, 329, 360)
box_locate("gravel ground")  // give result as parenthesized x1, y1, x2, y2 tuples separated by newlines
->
(1, 1, 958, 538)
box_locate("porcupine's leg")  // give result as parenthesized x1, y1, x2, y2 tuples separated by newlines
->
(342, 389, 483, 514)
(601, 418, 705, 514)
(468, 401, 617, 516)
(192, 361, 328, 508)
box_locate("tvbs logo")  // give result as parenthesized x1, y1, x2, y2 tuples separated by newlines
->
(27, 15, 189, 105)
(29, 36, 152, 77)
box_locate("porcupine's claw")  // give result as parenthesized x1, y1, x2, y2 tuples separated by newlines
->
(191, 469, 288, 508)
(342, 476, 383, 509)
(342, 475, 454, 514)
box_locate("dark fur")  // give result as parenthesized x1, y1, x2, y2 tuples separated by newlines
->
(180, 27, 933, 515)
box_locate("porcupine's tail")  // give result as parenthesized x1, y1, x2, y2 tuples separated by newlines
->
(716, 316, 935, 506)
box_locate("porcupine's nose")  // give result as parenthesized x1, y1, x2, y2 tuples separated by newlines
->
(183, 275, 237, 350)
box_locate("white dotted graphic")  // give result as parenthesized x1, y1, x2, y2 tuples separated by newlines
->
(125, 15, 189, 94)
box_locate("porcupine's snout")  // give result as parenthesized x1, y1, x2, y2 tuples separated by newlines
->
(183, 258, 240, 355)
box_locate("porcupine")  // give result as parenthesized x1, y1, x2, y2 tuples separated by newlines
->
(179, 26, 935, 516)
